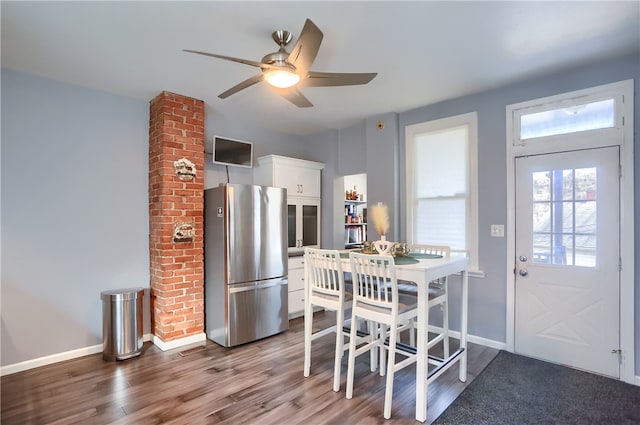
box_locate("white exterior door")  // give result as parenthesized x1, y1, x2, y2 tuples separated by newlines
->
(514, 146, 620, 377)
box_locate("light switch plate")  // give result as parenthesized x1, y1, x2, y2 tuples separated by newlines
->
(491, 224, 504, 237)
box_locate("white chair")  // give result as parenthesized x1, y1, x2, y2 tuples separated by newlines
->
(304, 247, 371, 392)
(399, 244, 451, 358)
(346, 252, 418, 419)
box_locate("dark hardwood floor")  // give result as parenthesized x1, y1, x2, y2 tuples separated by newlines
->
(1, 312, 498, 424)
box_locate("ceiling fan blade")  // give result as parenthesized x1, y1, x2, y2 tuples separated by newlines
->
(303, 71, 378, 87)
(183, 49, 276, 70)
(286, 19, 323, 78)
(274, 88, 313, 108)
(218, 74, 265, 99)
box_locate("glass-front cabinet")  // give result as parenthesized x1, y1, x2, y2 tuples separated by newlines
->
(288, 198, 321, 252)
(254, 155, 325, 255)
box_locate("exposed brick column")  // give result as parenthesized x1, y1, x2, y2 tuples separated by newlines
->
(148, 91, 205, 347)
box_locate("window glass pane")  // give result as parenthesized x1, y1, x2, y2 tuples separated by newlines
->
(302, 205, 318, 246)
(520, 98, 615, 139)
(561, 202, 574, 233)
(415, 126, 467, 197)
(415, 198, 466, 249)
(561, 169, 574, 201)
(533, 233, 551, 263)
(574, 167, 596, 200)
(530, 168, 596, 268)
(533, 171, 550, 201)
(287, 205, 296, 248)
(557, 235, 572, 266)
(533, 202, 551, 232)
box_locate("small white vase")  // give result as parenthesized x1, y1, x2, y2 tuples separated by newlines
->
(374, 239, 393, 255)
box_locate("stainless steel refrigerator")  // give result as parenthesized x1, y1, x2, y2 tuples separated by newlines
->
(204, 183, 288, 347)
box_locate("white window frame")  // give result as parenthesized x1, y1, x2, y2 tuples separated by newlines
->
(405, 112, 480, 273)
(510, 85, 625, 155)
(505, 79, 634, 384)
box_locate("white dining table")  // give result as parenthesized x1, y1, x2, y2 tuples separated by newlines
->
(339, 251, 469, 423)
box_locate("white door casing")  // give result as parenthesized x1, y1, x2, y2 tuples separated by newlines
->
(505, 79, 634, 383)
(514, 147, 620, 377)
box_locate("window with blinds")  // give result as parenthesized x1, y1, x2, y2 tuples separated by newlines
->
(406, 112, 479, 270)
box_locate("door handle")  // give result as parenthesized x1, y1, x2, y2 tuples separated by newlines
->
(228, 280, 285, 294)
(519, 269, 528, 277)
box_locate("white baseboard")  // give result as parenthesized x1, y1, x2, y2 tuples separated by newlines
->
(152, 332, 206, 351)
(0, 333, 154, 377)
(427, 325, 507, 351)
(636, 375, 640, 386)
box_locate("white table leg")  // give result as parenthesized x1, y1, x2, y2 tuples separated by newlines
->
(459, 269, 468, 382)
(415, 282, 428, 422)
(303, 260, 312, 377)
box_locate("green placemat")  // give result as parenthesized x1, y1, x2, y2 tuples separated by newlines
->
(392, 256, 419, 265)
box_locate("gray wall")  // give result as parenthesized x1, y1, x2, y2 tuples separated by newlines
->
(337, 124, 366, 176)
(1, 69, 150, 366)
(365, 113, 400, 241)
(312, 52, 639, 373)
(0, 69, 305, 367)
(302, 129, 340, 251)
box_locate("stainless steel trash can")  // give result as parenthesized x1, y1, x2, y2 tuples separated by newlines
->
(101, 287, 144, 361)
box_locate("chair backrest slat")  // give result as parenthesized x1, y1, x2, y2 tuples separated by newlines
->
(305, 248, 344, 299)
(410, 244, 451, 258)
(410, 244, 450, 286)
(349, 252, 398, 313)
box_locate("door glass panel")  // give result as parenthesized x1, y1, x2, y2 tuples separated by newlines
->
(301, 205, 318, 246)
(532, 167, 596, 267)
(533, 171, 551, 201)
(520, 98, 615, 139)
(533, 203, 551, 232)
(561, 235, 573, 266)
(533, 233, 551, 263)
(575, 168, 597, 200)
(287, 204, 296, 248)
(561, 170, 574, 200)
(558, 201, 574, 233)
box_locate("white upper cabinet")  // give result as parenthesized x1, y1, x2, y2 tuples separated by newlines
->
(254, 155, 324, 198)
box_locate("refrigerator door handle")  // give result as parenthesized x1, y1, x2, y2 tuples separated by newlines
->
(228, 279, 287, 294)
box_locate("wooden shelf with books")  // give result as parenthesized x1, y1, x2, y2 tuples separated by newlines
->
(344, 200, 367, 248)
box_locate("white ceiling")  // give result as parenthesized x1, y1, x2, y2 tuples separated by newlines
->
(2, 1, 638, 137)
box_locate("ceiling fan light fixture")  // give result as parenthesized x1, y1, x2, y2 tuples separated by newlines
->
(263, 68, 300, 89)
(184, 18, 377, 107)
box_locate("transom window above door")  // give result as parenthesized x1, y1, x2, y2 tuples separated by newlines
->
(520, 98, 615, 140)
(510, 83, 626, 154)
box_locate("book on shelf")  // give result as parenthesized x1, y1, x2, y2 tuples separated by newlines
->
(345, 225, 366, 245)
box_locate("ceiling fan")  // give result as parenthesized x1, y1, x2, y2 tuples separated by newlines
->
(183, 18, 377, 108)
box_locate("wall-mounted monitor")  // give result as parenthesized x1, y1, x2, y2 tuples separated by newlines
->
(212, 135, 253, 168)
